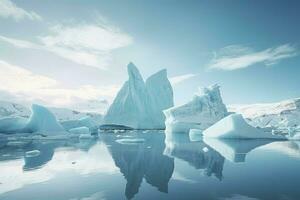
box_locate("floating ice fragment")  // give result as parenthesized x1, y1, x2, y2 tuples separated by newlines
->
(25, 150, 41, 158)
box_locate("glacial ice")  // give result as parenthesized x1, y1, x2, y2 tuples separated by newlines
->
(104, 62, 173, 129)
(202, 114, 285, 139)
(23, 104, 65, 134)
(164, 84, 228, 133)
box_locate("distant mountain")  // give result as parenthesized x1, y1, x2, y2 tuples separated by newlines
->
(228, 98, 300, 129)
(0, 100, 102, 122)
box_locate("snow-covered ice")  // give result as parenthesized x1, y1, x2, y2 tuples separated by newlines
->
(104, 62, 173, 129)
(164, 84, 228, 133)
(228, 98, 300, 131)
(202, 114, 285, 139)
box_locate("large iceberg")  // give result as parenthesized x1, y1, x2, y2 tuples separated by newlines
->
(104, 63, 173, 129)
(164, 84, 228, 133)
(202, 114, 285, 139)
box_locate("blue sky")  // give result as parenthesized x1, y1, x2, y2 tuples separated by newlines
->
(0, 0, 299, 111)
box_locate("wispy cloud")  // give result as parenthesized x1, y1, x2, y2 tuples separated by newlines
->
(208, 44, 298, 70)
(0, 60, 120, 109)
(0, 22, 133, 69)
(0, 0, 42, 21)
(170, 73, 197, 85)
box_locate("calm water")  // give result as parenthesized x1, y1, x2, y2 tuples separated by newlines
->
(0, 131, 300, 200)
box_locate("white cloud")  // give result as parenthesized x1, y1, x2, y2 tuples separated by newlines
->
(0, 60, 58, 92)
(169, 73, 197, 85)
(0, 22, 132, 69)
(0, 60, 120, 110)
(209, 44, 298, 70)
(0, 0, 42, 21)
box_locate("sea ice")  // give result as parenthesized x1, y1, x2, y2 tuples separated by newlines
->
(69, 126, 90, 135)
(202, 114, 285, 139)
(104, 62, 173, 129)
(25, 150, 41, 158)
(116, 138, 145, 144)
(164, 84, 228, 133)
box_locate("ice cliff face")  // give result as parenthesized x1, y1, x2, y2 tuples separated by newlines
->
(228, 98, 300, 131)
(164, 84, 228, 133)
(104, 63, 174, 129)
(146, 69, 174, 128)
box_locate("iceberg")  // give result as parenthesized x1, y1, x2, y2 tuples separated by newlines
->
(164, 84, 228, 133)
(104, 62, 173, 129)
(61, 116, 98, 133)
(23, 104, 65, 133)
(202, 114, 285, 139)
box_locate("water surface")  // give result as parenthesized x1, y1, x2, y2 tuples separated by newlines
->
(0, 131, 300, 200)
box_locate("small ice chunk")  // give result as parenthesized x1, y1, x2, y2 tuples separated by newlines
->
(116, 138, 145, 144)
(202, 147, 209, 152)
(69, 126, 90, 135)
(25, 150, 40, 158)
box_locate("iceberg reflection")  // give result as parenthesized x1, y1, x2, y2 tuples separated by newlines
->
(101, 131, 174, 199)
(203, 138, 274, 162)
(164, 131, 224, 180)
